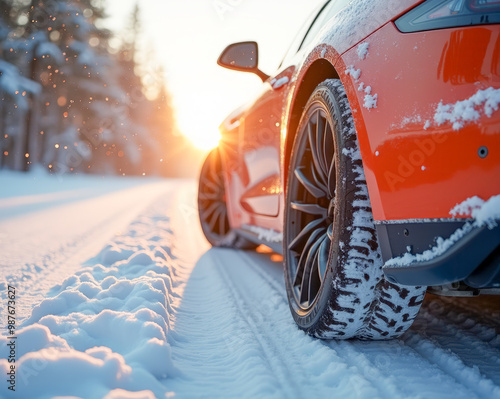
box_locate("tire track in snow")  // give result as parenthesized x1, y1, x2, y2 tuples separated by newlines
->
(167, 183, 291, 397)
(405, 299, 500, 390)
(437, 295, 500, 331)
(238, 251, 286, 295)
(214, 251, 308, 399)
(0, 192, 182, 399)
(167, 253, 287, 398)
(423, 296, 500, 351)
(316, 296, 500, 399)
(403, 331, 500, 398)
(334, 337, 487, 399)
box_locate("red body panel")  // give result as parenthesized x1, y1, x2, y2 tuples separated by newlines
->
(339, 23, 500, 221)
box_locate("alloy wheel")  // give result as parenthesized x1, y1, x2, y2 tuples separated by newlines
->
(198, 150, 231, 239)
(286, 105, 336, 310)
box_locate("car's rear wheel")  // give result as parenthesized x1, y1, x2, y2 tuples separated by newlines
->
(284, 79, 426, 339)
(198, 148, 256, 249)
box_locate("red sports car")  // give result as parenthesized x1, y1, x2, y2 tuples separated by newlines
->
(198, 0, 500, 339)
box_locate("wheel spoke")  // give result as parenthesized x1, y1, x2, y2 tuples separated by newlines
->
(289, 218, 325, 253)
(308, 121, 328, 188)
(327, 223, 334, 240)
(294, 167, 325, 198)
(207, 154, 218, 182)
(308, 245, 322, 304)
(202, 201, 219, 222)
(218, 207, 227, 235)
(315, 111, 328, 176)
(327, 156, 336, 198)
(198, 191, 219, 201)
(310, 160, 329, 194)
(298, 271, 309, 304)
(322, 122, 333, 175)
(199, 149, 231, 240)
(207, 203, 223, 231)
(291, 202, 327, 218)
(317, 235, 329, 282)
(203, 178, 220, 194)
(294, 227, 324, 291)
(208, 161, 223, 188)
(297, 229, 323, 305)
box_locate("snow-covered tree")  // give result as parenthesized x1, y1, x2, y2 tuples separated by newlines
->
(0, 0, 177, 175)
(0, 3, 42, 170)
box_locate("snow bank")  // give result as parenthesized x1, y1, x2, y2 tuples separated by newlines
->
(0, 205, 178, 398)
(386, 195, 500, 267)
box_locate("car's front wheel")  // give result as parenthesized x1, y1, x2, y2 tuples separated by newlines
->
(284, 79, 426, 339)
(198, 147, 256, 249)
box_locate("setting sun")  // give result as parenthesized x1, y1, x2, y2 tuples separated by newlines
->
(184, 127, 221, 151)
(176, 107, 222, 151)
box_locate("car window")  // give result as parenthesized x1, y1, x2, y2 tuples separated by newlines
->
(299, 0, 351, 51)
(279, 2, 329, 68)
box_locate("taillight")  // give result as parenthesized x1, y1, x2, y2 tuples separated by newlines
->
(395, 0, 500, 32)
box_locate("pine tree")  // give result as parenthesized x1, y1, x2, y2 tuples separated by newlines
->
(0, 0, 177, 176)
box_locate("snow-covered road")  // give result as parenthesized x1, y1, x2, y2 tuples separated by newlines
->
(0, 172, 499, 399)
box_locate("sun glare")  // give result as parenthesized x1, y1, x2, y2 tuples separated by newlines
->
(176, 106, 224, 151)
(182, 124, 222, 151)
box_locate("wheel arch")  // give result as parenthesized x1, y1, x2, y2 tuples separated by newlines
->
(284, 59, 340, 191)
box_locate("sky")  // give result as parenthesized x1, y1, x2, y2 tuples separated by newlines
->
(102, 0, 325, 151)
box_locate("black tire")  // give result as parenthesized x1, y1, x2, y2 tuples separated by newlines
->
(198, 148, 256, 249)
(284, 79, 426, 339)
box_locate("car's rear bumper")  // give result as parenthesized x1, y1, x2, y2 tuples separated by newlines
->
(378, 220, 500, 288)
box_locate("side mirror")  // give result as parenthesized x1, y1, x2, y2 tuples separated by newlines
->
(217, 41, 270, 82)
